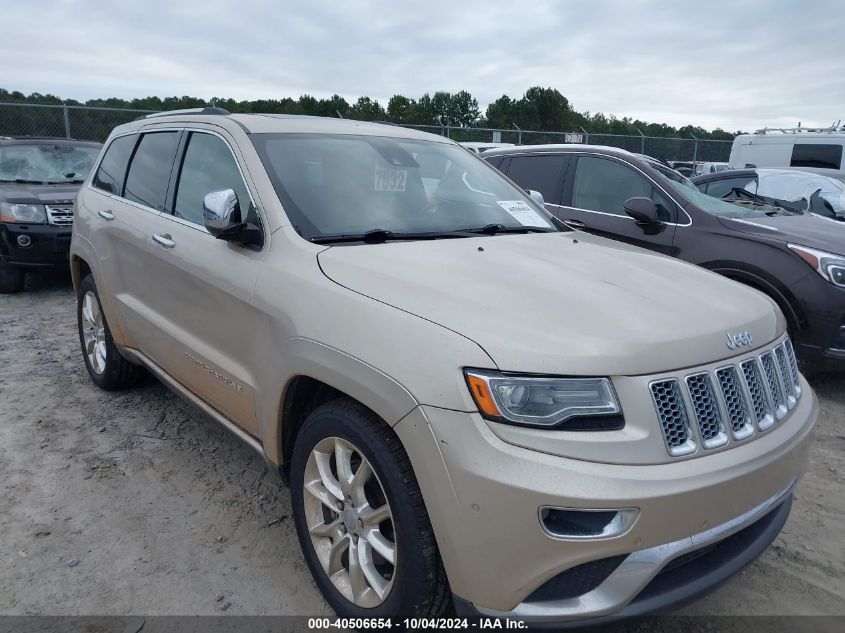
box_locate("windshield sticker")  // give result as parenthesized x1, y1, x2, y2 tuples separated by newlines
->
(496, 200, 547, 226)
(374, 167, 407, 192)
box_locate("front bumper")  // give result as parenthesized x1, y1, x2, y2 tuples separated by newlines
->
(393, 380, 816, 618)
(786, 271, 845, 374)
(0, 221, 72, 268)
(454, 484, 793, 622)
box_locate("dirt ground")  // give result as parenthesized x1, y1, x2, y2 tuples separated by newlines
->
(1, 271, 843, 617)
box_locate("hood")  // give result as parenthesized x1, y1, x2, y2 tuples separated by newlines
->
(718, 212, 845, 255)
(317, 232, 782, 376)
(0, 182, 81, 205)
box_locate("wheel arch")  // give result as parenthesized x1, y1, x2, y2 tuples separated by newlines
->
(704, 261, 803, 335)
(268, 338, 419, 467)
(70, 254, 92, 294)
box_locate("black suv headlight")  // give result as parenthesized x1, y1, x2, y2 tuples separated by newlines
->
(0, 202, 47, 224)
(464, 369, 623, 430)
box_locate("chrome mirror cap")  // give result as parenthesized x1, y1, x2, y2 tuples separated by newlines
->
(203, 189, 241, 233)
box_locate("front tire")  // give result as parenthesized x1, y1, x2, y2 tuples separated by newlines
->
(76, 274, 145, 390)
(0, 259, 25, 294)
(290, 399, 450, 618)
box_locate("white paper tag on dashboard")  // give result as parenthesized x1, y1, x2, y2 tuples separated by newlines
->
(496, 200, 546, 227)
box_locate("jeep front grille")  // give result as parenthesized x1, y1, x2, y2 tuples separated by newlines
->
(760, 352, 787, 420)
(45, 203, 74, 226)
(714, 366, 754, 441)
(650, 338, 801, 457)
(685, 373, 727, 448)
(650, 379, 696, 456)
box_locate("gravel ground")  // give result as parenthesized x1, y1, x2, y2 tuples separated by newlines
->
(1, 271, 843, 617)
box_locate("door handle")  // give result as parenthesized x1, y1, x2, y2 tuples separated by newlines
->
(98, 210, 115, 221)
(152, 233, 175, 249)
(563, 219, 587, 230)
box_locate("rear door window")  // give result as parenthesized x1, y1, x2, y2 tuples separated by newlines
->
(92, 134, 137, 194)
(123, 132, 180, 211)
(790, 144, 843, 170)
(505, 154, 568, 205)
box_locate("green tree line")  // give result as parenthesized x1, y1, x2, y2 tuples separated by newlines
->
(0, 86, 739, 140)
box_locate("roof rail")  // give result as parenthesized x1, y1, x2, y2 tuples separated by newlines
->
(753, 120, 844, 135)
(137, 106, 231, 121)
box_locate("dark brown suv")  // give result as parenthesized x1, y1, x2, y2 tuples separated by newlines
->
(484, 144, 845, 374)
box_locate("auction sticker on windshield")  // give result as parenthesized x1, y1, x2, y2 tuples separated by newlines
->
(497, 200, 547, 226)
(374, 167, 407, 192)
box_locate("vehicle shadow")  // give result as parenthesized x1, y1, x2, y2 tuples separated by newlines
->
(21, 268, 74, 294)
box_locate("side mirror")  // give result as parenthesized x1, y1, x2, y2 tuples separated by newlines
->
(528, 189, 545, 207)
(624, 197, 660, 224)
(203, 189, 261, 246)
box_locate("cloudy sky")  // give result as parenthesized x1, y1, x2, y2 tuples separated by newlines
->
(2, 0, 842, 132)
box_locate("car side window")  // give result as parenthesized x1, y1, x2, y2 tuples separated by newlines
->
(173, 132, 252, 226)
(505, 155, 567, 205)
(92, 134, 136, 194)
(571, 156, 672, 220)
(790, 144, 843, 170)
(703, 176, 756, 199)
(123, 132, 180, 211)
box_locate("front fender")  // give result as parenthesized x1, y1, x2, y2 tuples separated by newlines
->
(262, 337, 419, 464)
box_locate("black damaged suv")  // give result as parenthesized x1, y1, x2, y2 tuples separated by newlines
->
(0, 136, 101, 293)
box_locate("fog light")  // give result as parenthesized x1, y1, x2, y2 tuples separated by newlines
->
(17, 235, 31, 247)
(539, 506, 639, 540)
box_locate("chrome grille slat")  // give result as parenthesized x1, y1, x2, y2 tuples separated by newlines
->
(45, 204, 74, 226)
(739, 358, 774, 431)
(784, 339, 802, 399)
(760, 352, 787, 420)
(650, 379, 696, 456)
(715, 366, 754, 441)
(685, 373, 728, 449)
(774, 345, 797, 409)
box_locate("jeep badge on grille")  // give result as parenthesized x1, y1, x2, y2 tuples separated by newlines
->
(726, 331, 753, 350)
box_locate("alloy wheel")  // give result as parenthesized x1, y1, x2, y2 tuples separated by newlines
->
(303, 436, 397, 607)
(81, 291, 107, 375)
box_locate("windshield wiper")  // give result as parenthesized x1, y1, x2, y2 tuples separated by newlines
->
(46, 179, 84, 184)
(0, 178, 48, 184)
(465, 223, 557, 235)
(311, 228, 479, 244)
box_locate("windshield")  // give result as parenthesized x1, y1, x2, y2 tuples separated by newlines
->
(649, 162, 781, 218)
(252, 133, 557, 241)
(0, 142, 101, 183)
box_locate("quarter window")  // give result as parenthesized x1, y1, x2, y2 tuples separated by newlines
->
(506, 155, 567, 205)
(92, 135, 136, 194)
(123, 132, 180, 211)
(572, 156, 673, 221)
(790, 144, 843, 170)
(174, 133, 252, 225)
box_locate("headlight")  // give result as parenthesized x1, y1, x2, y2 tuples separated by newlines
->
(788, 244, 845, 287)
(464, 369, 622, 430)
(0, 202, 47, 224)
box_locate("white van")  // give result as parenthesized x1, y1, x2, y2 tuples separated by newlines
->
(729, 124, 845, 171)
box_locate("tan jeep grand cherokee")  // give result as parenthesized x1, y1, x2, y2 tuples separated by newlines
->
(70, 109, 817, 623)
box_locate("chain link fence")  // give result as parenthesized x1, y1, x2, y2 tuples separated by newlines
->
(0, 103, 733, 162)
(0, 103, 156, 143)
(399, 124, 732, 162)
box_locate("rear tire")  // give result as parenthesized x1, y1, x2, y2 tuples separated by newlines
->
(0, 259, 25, 294)
(290, 398, 450, 618)
(77, 274, 145, 390)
